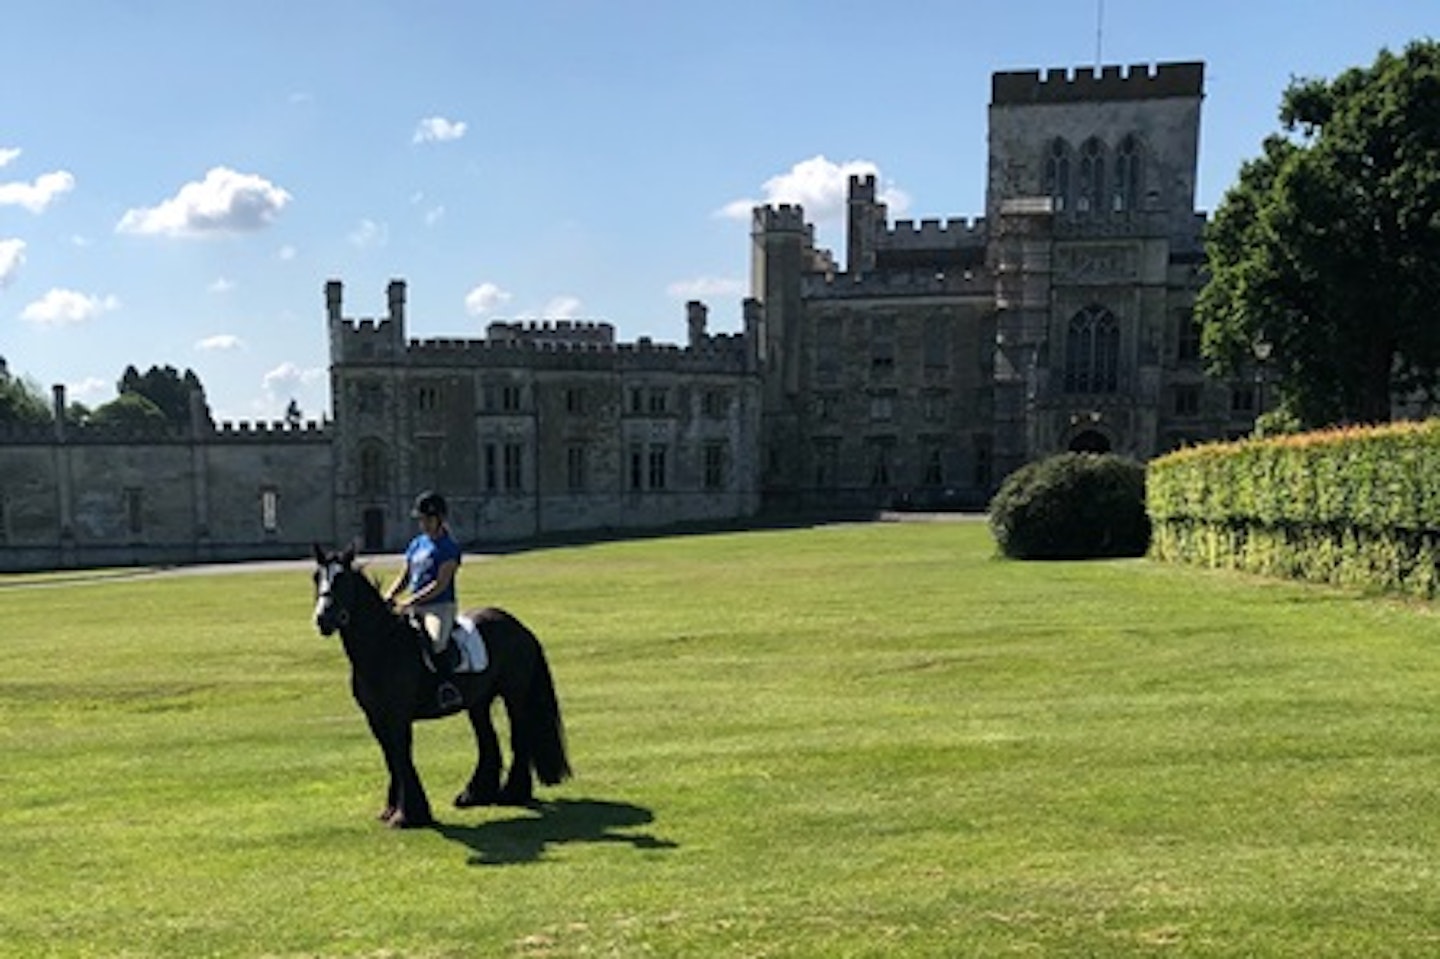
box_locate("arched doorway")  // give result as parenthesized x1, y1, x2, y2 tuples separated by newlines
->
(1069, 429, 1111, 454)
(362, 507, 385, 551)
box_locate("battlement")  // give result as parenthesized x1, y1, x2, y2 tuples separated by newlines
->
(803, 266, 994, 300)
(486, 319, 617, 348)
(991, 61, 1204, 106)
(753, 204, 808, 233)
(849, 174, 877, 201)
(879, 217, 988, 251)
(213, 419, 331, 440)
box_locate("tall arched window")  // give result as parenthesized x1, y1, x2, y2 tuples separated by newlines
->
(1043, 138, 1071, 212)
(1064, 306, 1120, 393)
(358, 440, 387, 495)
(1113, 135, 1141, 212)
(1077, 138, 1105, 214)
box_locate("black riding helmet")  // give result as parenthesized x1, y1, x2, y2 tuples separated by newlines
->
(410, 490, 448, 519)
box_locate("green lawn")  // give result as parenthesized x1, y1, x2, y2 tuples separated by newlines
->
(4, 522, 1440, 957)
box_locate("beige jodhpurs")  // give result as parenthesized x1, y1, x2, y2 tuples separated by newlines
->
(415, 602, 457, 653)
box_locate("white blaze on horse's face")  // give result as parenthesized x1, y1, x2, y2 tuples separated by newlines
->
(314, 560, 345, 634)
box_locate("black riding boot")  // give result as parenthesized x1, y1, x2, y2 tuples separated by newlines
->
(433, 645, 462, 709)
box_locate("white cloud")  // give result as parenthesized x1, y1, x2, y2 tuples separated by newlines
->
(262, 361, 326, 394)
(208, 277, 235, 294)
(0, 238, 25, 287)
(20, 288, 120, 327)
(347, 218, 388, 249)
(544, 296, 582, 319)
(0, 169, 76, 214)
(0, 147, 20, 168)
(196, 334, 243, 351)
(277, 244, 297, 261)
(424, 205, 445, 226)
(66, 376, 108, 402)
(413, 116, 467, 144)
(718, 155, 909, 223)
(464, 282, 512, 316)
(666, 276, 746, 300)
(116, 166, 291, 237)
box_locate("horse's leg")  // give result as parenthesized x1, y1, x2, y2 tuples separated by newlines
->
(367, 710, 434, 829)
(390, 721, 434, 828)
(496, 694, 535, 806)
(455, 697, 502, 807)
(362, 709, 402, 822)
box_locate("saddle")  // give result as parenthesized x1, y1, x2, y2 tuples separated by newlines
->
(417, 614, 489, 674)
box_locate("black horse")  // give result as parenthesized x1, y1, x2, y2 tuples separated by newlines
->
(311, 544, 571, 828)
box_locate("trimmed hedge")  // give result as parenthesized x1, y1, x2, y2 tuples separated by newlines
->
(989, 453, 1150, 560)
(1147, 419, 1440, 597)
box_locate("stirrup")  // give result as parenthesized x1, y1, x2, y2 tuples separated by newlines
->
(437, 681, 462, 710)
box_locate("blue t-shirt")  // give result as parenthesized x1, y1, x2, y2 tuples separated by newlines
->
(404, 529, 462, 605)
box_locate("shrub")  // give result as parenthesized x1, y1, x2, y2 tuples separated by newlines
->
(988, 453, 1150, 560)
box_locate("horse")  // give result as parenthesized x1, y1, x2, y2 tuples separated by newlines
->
(310, 544, 571, 828)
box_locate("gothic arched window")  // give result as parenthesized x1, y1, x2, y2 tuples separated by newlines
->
(358, 440, 387, 495)
(1064, 305, 1120, 393)
(1077, 138, 1105, 214)
(1113, 135, 1141, 212)
(1043, 138, 1072, 212)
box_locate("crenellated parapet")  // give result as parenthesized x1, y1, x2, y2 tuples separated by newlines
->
(212, 419, 332, 442)
(486, 319, 617, 348)
(753, 204, 807, 234)
(328, 280, 407, 364)
(992, 61, 1204, 105)
(879, 217, 989, 251)
(802, 266, 995, 300)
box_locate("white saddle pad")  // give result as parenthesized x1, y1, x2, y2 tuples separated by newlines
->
(451, 615, 489, 673)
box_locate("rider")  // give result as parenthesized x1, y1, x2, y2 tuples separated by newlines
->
(384, 490, 463, 708)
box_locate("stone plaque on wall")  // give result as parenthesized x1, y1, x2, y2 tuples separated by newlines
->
(1054, 244, 1138, 283)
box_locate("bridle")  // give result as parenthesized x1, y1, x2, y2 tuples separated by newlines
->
(313, 558, 353, 635)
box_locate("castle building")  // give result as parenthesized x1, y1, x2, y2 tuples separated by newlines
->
(326, 279, 762, 550)
(751, 60, 1255, 512)
(0, 59, 1258, 570)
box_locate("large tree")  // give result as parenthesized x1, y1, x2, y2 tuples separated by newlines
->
(1198, 39, 1440, 427)
(117, 364, 213, 429)
(0, 360, 52, 426)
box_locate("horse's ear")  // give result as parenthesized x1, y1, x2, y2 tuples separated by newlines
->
(340, 543, 357, 568)
(312, 543, 327, 564)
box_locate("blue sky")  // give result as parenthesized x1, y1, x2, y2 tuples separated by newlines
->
(1, 1, 1435, 423)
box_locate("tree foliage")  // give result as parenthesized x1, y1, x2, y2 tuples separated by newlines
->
(88, 391, 169, 431)
(1197, 40, 1440, 427)
(117, 364, 213, 429)
(0, 360, 52, 426)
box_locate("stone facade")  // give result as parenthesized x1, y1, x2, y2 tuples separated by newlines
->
(751, 61, 1256, 510)
(0, 59, 1256, 571)
(0, 396, 334, 571)
(326, 280, 762, 551)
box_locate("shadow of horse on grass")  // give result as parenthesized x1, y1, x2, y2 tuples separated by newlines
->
(435, 798, 677, 865)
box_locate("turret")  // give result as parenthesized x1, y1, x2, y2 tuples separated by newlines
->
(388, 279, 406, 326)
(326, 279, 343, 324)
(686, 300, 708, 348)
(751, 205, 808, 399)
(846, 174, 885, 275)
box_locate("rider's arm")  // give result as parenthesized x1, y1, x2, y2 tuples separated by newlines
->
(382, 563, 409, 604)
(407, 559, 457, 606)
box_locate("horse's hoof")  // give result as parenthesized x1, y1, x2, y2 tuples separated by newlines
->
(386, 810, 434, 830)
(454, 789, 498, 808)
(378, 806, 398, 822)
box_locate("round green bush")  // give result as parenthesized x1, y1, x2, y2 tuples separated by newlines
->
(987, 453, 1150, 560)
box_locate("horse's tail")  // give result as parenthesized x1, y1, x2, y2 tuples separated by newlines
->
(524, 639, 572, 785)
